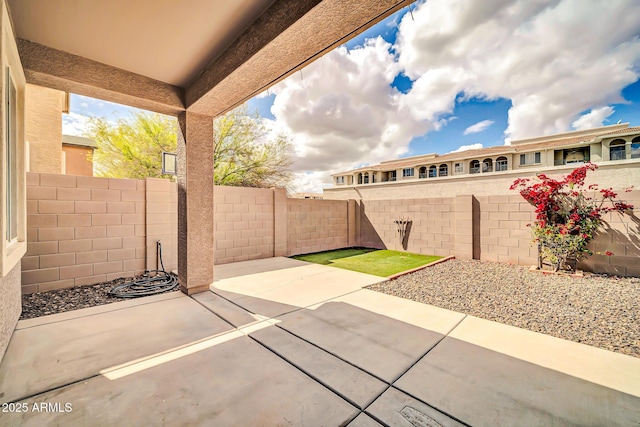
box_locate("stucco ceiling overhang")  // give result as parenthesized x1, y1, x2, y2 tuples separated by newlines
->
(8, 0, 413, 117)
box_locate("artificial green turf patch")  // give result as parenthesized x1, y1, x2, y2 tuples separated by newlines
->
(292, 248, 441, 277)
(292, 247, 377, 265)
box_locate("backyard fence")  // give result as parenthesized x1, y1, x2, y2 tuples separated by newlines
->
(23, 172, 640, 294)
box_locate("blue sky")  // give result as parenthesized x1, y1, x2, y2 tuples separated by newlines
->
(65, 0, 640, 192)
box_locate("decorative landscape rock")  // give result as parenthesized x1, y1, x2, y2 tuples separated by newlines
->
(21, 276, 180, 320)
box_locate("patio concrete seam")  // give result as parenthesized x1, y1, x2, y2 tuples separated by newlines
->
(189, 294, 237, 329)
(272, 322, 390, 385)
(369, 315, 471, 427)
(247, 334, 369, 411)
(209, 289, 305, 318)
(7, 373, 101, 404)
(385, 315, 467, 386)
(211, 285, 366, 322)
(443, 313, 468, 337)
(360, 385, 393, 426)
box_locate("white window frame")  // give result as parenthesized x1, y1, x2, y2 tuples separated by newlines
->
(1, 5, 27, 276)
(609, 140, 626, 161)
(402, 168, 414, 178)
(496, 157, 508, 171)
(520, 152, 541, 166)
(336, 176, 344, 184)
(454, 162, 463, 173)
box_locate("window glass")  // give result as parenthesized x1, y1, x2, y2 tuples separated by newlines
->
(470, 160, 480, 174)
(6, 68, 17, 242)
(403, 168, 414, 177)
(610, 145, 626, 161)
(454, 163, 463, 173)
(496, 157, 508, 171)
(520, 152, 541, 165)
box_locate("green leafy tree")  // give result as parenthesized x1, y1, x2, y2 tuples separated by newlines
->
(87, 107, 293, 188)
(89, 112, 177, 179)
(214, 107, 292, 188)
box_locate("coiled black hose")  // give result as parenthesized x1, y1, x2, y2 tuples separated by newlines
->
(108, 241, 179, 298)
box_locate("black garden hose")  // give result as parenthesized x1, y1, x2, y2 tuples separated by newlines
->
(107, 241, 179, 298)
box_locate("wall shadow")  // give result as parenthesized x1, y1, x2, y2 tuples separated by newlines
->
(472, 196, 481, 260)
(358, 201, 385, 249)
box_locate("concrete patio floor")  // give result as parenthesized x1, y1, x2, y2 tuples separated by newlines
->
(1, 257, 639, 426)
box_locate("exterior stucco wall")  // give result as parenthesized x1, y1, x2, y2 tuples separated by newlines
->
(25, 84, 64, 174)
(0, 261, 21, 363)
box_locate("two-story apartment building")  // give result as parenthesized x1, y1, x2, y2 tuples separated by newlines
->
(325, 123, 640, 200)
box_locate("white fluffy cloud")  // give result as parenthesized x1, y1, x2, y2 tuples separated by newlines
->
(448, 143, 484, 153)
(463, 120, 494, 135)
(396, 0, 640, 141)
(269, 38, 430, 179)
(62, 112, 92, 136)
(264, 0, 640, 192)
(571, 106, 616, 130)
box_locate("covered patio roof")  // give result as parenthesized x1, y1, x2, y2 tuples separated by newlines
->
(8, 0, 413, 117)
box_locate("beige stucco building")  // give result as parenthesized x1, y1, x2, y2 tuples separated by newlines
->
(25, 83, 96, 176)
(325, 124, 640, 200)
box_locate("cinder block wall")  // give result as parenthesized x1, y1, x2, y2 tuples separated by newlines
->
(286, 198, 349, 256)
(23, 173, 177, 294)
(359, 196, 474, 259)
(475, 194, 538, 266)
(23, 174, 640, 294)
(578, 190, 640, 276)
(146, 178, 178, 273)
(213, 186, 275, 264)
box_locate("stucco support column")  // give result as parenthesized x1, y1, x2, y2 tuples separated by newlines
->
(177, 112, 214, 295)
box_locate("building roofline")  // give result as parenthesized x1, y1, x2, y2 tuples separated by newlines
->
(62, 134, 97, 148)
(332, 124, 638, 176)
(509, 123, 629, 145)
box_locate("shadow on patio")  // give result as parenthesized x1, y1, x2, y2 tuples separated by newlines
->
(1, 257, 639, 426)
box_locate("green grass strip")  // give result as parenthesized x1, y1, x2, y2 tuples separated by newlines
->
(292, 248, 441, 277)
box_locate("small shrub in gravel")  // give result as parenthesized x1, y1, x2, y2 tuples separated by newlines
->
(368, 259, 640, 358)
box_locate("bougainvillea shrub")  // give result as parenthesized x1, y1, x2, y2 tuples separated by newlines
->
(510, 163, 633, 272)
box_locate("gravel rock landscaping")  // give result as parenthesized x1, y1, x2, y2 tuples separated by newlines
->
(21, 275, 180, 320)
(368, 259, 640, 358)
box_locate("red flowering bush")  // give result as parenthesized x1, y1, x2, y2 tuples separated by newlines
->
(510, 163, 633, 272)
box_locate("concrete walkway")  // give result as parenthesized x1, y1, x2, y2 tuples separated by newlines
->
(1, 257, 639, 426)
